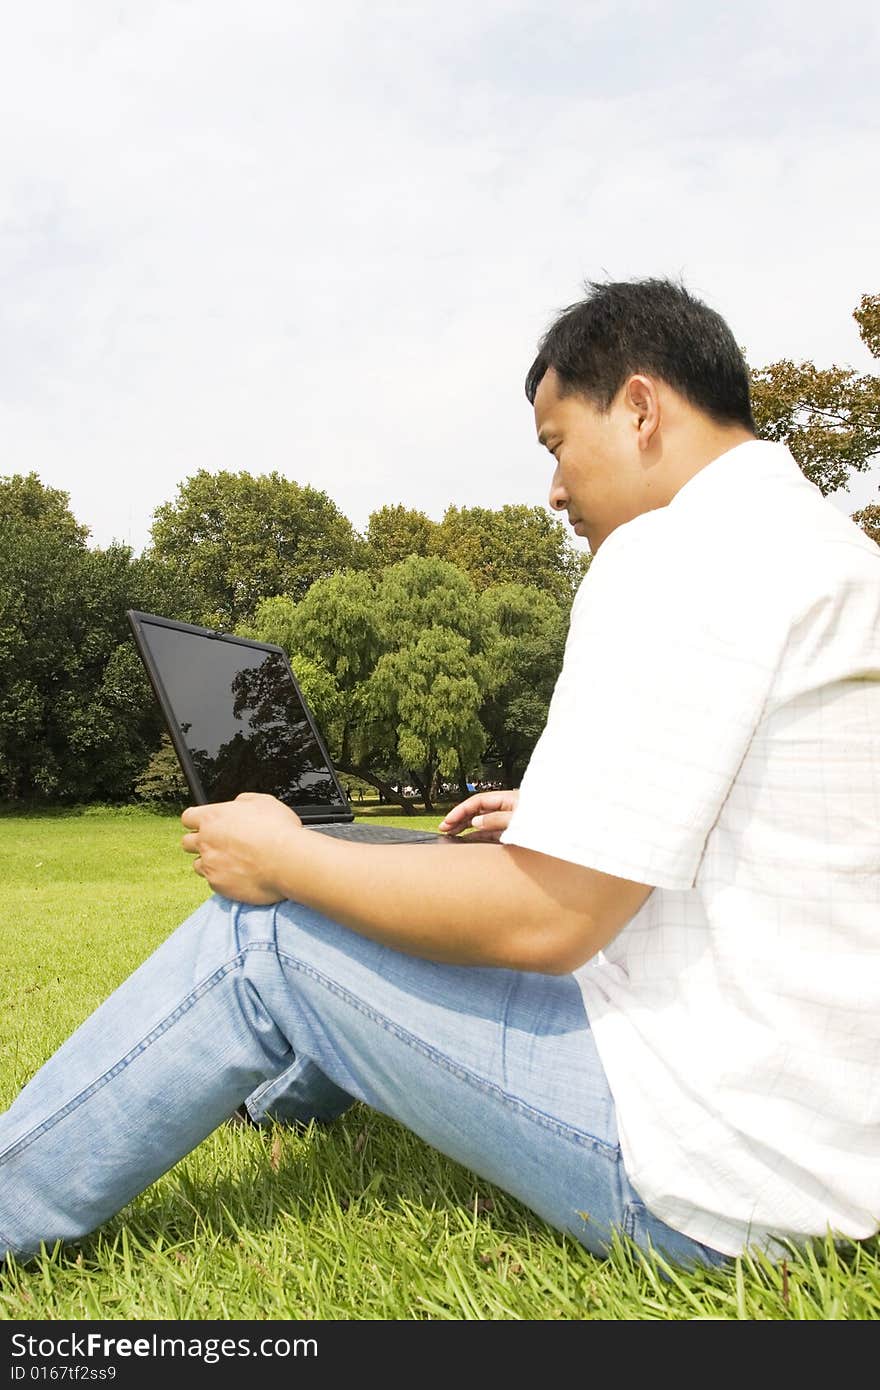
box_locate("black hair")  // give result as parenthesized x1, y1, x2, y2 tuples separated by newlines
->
(524, 277, 756, 432)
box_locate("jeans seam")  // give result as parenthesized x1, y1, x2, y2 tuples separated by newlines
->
(275, 948, 620, 1160)
(0, 945, 279, 1167)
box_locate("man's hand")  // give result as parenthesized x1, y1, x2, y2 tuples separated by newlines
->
(180, 792, 305, 904)
(437, 789, 519, 843)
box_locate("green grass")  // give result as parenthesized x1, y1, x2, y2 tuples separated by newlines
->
(1, 808, 878, 1320)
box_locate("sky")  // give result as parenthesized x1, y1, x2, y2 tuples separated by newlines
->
(1, 0, 878, 559)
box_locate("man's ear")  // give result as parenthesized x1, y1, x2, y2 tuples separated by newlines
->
(625, 374, 661, 450)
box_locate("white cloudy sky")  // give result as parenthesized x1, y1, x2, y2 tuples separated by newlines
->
(2, 0, 878, 556)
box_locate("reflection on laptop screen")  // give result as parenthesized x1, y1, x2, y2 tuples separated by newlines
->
(138, 620, 346, 809)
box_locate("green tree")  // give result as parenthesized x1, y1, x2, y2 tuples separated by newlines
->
(0, 477, 162, 802)
(251, 558, 503, 812)
(134, 733, 191, 808)
(363, 557, 497, 809)
(477, 584, 568, 787)
(0, 471, 90, 542)
(252, 570, 381, 760)
(749, 293, 880, 497)
(147, 469, 365, 629)
(365, 504, 436, 569)
(430, 503, 589, 603)
(248, 575, 406, 808)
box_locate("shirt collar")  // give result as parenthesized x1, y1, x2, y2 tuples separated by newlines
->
(668, 439, 800, 512)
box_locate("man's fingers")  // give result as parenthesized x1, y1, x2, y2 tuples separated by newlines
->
(181, 832, 199, 855)
(471, 811, 513, 832)
(461, 810, 514, 843)
(438, 792, 512, 831)
(181, 798, 238, 829)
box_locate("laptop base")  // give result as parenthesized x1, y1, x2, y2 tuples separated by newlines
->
(309, 823, 458, 844)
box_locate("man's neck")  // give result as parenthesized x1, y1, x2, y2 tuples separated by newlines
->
(662, 424, 757, 504)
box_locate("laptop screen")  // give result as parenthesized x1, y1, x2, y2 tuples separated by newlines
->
(130, 614, 348, 813)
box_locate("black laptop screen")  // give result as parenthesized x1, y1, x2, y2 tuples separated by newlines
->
(135, 619, 347, 810)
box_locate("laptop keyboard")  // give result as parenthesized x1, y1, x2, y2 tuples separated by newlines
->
(309, 822, 444, 843)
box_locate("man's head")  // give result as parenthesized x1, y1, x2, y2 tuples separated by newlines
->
(526, 278, 757, 552)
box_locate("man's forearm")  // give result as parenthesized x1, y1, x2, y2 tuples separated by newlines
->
(267, 830, 646, 974)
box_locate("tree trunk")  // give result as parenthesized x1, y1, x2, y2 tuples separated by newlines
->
(334, 762, 416, 813)
(408, 767, 434, 814)
(454, 750, 470, 801)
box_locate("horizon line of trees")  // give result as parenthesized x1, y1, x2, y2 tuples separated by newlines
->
(1, 292, 878, 811)
(0, 477, 581, 810)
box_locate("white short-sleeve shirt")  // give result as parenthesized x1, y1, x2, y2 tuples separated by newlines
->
(501, 440, 880, 1258)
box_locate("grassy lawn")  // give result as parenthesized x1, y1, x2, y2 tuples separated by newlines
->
(0, 807, 878, 1320)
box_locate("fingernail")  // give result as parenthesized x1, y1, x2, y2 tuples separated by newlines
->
(472, 815, 483, 828)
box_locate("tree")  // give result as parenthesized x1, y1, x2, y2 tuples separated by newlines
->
(251, 570, 382, 760)
(853, 293, 880, 358)
(363, 557, 497, 809)
(365, 504, 436, 569)
(248, 574, 407, 808)
(430, 503, 589, 603)
(477, 584, 568, 787)
(147, 470, 365, 629)
(134, 733, 191, 808)
(250, 558, 503, 812)
(0, 471, 90, 543)
(749, 293, 880, 497)
(0, 476, 162, 802)
(852, 503, 880, 547)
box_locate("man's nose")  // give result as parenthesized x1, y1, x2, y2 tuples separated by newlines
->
(548, 468, 567, 512)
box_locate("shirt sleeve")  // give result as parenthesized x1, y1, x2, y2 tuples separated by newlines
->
(500, 513, 786, 889)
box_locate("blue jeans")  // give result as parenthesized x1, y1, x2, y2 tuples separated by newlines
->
(0, 894, 727, 1269)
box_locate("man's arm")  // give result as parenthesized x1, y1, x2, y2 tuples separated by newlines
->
(181, 793, 653, 975)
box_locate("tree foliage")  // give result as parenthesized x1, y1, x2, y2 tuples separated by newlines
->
(0, 471, 90, 543)
(0, 477, 162, 802)
(429, 503, 589, 602)
(249, 573, 401, 804)
(148, 469, 366, 629)
(365, 500, 589, 603)
(477, 583, 568, 787)
(363, 557, 496, 808)
(749, 293, 880, 497)
(365, 504, 436, 569)
(134, 733, 191, 808)
(853, 294, 880, 359)
(852, 502, 880, 547)
(250, 558, 500, 811)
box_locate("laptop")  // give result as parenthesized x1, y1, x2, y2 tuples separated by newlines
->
(126, 609, 468, 844)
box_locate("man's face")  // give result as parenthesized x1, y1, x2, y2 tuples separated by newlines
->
(534, 367, 646, 554)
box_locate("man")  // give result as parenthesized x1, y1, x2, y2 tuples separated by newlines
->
(1, 279, 878, 1269)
